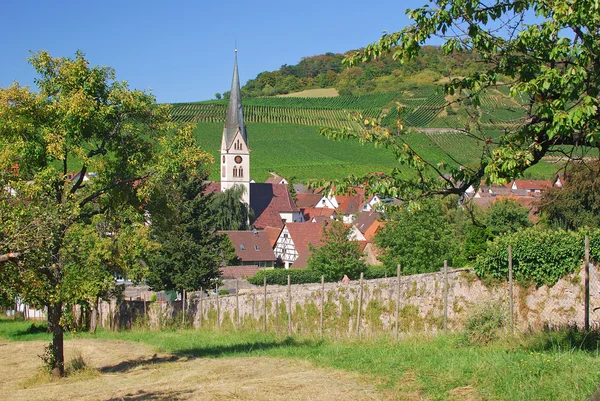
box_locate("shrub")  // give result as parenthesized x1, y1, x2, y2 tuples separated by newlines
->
(474, 228, 597, 286)
(248, 269, 323, 286)
(462, 302, 506, 345)
(363, 265, 396, 279)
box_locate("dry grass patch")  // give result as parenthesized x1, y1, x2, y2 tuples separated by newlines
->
(0, 339, 391, 401)
(278, 88, 339, 97)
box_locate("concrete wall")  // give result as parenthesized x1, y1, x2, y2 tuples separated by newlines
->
(96, 266, 600, 335)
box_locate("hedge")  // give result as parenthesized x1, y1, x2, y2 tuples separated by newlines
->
(474, 228, 600, 286)
(247, 269, 323, 286)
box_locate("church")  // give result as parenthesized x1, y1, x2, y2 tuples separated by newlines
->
(212, 51, 304, 230)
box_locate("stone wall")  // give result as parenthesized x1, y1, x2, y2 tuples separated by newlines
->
(97, 265, 600, 335)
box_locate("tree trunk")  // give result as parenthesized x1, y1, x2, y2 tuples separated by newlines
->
(89, 298, 98, 334)
(47, 303, 65, 377)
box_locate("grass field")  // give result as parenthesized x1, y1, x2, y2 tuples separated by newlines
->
(1, 319, 599, 400)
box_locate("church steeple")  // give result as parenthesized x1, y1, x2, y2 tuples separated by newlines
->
(223, 49, 247, 150)
(220, 50, 250, 206)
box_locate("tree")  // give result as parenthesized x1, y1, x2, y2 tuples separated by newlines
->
(485, 198, 532, 236)
(375, 198, 458, 274)
(0, 51, 210, 376)
(145, 169, 236, 294)
(307, 220, 366, 281)
(539, 161, 600, 230)
(215, 93, 222, 100)
(321, 0, 600, 201)
(209, 185, 252, 230)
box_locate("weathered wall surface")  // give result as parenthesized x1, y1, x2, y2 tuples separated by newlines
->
(97, 266, 600, 335)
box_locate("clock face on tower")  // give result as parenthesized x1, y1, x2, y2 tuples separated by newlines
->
(234, 156, 243, 164)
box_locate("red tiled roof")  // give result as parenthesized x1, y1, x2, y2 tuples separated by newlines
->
(284, 222, 328, 268)
(204, 181, 221, 195)
(363, 220, 384, 242)
(220, 266, 260, 279)
(263, 226, 282, 248)
(302, 207, 335, 222)
(336, 194, 364, 215)
(511, 180, 552, 191)
(295, 193, 322, 208)
(221, 231, 277, 262)
(251, 183, 299, 230)
(355, 211, 382, 234)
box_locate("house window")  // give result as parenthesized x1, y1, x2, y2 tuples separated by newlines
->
(283, 233, 288, 238)
(222, 155, 225, 163)
(239, 167, 243, 178)
(258, 261, 266, 268)
(233, 166, 238, 177)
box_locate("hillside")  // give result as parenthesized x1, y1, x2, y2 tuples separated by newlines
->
(172, 47, 592, 183)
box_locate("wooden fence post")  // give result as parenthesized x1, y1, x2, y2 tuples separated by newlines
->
(287, 274, 292, 335)
(182, 289, 186, 327)
(585, 235, 590, 331)
(395, 264, 401, 341)
(263, 277, 268, 332)
(443, 260, 448, 334)
(235, 280, 240, 329)
(508, 245, 514, 334)
(356, 272, 364, 337)
(320, 275, 325, 338)
(199, 287, 203, 329)
(216, 285, 220, 329)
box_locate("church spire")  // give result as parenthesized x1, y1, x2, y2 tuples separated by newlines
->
(223, 49, 247, 149)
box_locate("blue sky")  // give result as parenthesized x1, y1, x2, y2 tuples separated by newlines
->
(0, 0, 427, 103)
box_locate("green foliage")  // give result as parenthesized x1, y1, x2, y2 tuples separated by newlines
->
(146, 169, 234, 292)
(362, 264, 396, 279)
(307, 220, 367, 281)
(539, 161, 600, 230)
(327, 0, 600, 201)
(462, 302, 506, 345)
(462, 225, 493, 261)
(474, 228, 599, 286)
(247, 269, 323, 286)
(0, 51, 211, 375)
(375, 198, 459, 275)
(39, 342, 58, 374)
(485, 198, 532, 237)
(209, 185, 252, 231)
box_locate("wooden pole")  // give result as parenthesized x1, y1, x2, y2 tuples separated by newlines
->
(143, 294, 147, 317)
(235, 280, 240, 329)
(182, 289, 186, 327)
(508, 245, 514, 334)
(287, 274, 292, 335)
(275, 299, 279, 336)
(356, 272, 364, 337)
(585, 235, 590, 331)
(395, 264, 401, 341)
(216, 285, 220, 329)
(320, 275, 325, 338)
(263, 277, 268, 332)
(199, 288, 203, 329)
(443, 260, 448, 334)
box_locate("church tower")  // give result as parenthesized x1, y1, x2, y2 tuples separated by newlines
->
(220, 50, 250, 205)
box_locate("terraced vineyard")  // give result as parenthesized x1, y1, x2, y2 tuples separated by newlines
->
(174, 86, 565, 181)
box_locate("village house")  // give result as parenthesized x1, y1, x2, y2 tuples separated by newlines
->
(273, 222, 327, 268)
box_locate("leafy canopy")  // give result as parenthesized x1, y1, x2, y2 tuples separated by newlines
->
(0, 51, 211, 375)
(321, 0, 600, 201)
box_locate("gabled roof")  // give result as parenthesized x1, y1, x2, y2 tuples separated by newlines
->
(221, 230, 277, 262)
(222, 51, 247, 150)
(251, 183, 300, 230)
(336, 194, 363, 215)
(355, 211, 382, 234)
(511, 180, 552, 191)
(284, 222, 327, 269)
(302, 207, 335, 222)
(263, 226, 283, 248)
(295, 193, 322, 208)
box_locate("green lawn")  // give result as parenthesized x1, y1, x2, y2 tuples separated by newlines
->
(2, 318, 598, 400)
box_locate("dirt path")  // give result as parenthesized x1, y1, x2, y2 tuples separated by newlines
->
(0, 339, 393, 401)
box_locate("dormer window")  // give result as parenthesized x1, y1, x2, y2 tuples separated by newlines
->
(240, 244, 246, 250)
(254, 245, 260, 251)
